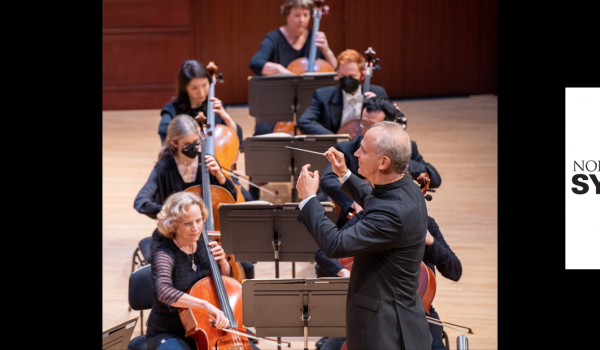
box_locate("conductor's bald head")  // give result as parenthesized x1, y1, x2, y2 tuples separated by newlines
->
(367, 121, 412, 175)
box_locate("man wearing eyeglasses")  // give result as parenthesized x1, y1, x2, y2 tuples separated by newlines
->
(319, 97, 442, 228)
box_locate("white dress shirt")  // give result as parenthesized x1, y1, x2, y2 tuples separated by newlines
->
(340, 85, 363, 127)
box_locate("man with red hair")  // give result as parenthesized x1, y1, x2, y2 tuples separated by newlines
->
(297, 49, 388, 135)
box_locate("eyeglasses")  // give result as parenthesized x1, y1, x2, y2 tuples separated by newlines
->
(359, 121, 374, 130)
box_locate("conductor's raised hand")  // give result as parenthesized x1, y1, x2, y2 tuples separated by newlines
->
(324, 147, 348, 177)
(296, 164, 319, 200)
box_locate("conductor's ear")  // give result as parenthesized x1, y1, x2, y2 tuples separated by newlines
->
(379, 156, 392, 172)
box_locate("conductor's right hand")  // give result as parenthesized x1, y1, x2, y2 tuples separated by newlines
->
(206, 302, 229, 329)
(324, 147, 348, 177)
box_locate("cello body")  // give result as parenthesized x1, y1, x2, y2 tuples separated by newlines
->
(287, 57, 335, 75)
(179, 275, 249, 350)
(212, 124, 245, 203)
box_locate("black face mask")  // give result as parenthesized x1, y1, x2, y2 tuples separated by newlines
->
(339, 76, 360, 94)
(181, 141, 200, 159)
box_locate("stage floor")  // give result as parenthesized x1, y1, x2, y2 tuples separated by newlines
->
(103, 94, 497, 349)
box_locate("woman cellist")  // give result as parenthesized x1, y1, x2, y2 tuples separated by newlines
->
(248, 0, 338, 136)
(158, 60, 242, 146)
(145, 191, 260, 350)
(134, 115, 237, 257)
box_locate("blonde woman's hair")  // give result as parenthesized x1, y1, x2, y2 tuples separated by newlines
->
(369, 121, 412, 174)
(280, 0, 313, 18)
(156, 191, 209, 240)
(158, 114, 199, 161)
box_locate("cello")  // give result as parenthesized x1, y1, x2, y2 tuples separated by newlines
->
(199, 61, 245, 204)
(337, 47, 380, 140)
(185, 111, 246, 283)
(273, 0, 334, 136)
(179, 130, 292, 350)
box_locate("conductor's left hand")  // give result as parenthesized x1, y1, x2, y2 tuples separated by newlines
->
(296, 164, 319, 200)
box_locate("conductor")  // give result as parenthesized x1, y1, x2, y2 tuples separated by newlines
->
(295, 121, 432, 350)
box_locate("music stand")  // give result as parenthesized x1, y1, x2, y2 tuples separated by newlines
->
(102, 317, 138, 350)
(248, 73, 338, 134)
(242, 134, 349, 201)
(218, 202, 336, 278)
(242, 277, 349, 350)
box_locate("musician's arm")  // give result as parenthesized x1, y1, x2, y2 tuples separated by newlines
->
(152, 249, 230, 328)
(297, 91, 335, 135)
(249, 35, 293, 75)
(315, 248, 348, 277)
(408, 140, 442, 189)
(424, 217, 462, 282)
(133, 166, 163, 219)
(319, 162, 355, 214)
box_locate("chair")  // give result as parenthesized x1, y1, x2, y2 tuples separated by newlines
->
(443, 330, 450, 349)
(127, 264, 154, 350)
(131, 237, 153, 274)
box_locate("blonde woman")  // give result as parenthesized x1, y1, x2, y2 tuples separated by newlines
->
(145, 192, 236, 350)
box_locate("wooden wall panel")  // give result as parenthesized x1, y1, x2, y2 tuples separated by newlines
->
(103, 0, 497, 110)
(102, 0, 191, 110)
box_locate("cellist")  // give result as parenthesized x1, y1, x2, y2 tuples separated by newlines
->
(134, 115, 237, 256)
(248, 0, 338, 136)
(146, 191, 260, 350)
(313, 168, 462, 350)
(296, 49, 387, 135)
(158, 60, 242, 147)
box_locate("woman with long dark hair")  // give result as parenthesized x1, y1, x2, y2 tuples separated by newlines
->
(158, 60, 242, 145)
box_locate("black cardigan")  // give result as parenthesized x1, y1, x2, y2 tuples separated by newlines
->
(134, 154, 237, 220)
(248, 28, 325, 76)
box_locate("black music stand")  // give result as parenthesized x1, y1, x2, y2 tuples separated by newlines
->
(242, 277, 349, 350)
(218, 202, 336, 278)
(248, 73, 338, 134)
(242, 134, 349, 201)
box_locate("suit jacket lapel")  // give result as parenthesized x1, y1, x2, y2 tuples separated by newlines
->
(329, 87, 343, 132)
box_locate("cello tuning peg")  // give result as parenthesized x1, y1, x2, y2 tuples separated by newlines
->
(206, 124, 211, 129)
(425, 194, 433, 201)
(322, 5, 330, 15)
(207, 131, 213, 136)
(217, 73, 224, 82)
(373, 58, 380, 64)
(428, 189, 436, 193)
(374, 65, 381, 71)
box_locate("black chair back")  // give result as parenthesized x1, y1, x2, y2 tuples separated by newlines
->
(128, 264, 154, 311)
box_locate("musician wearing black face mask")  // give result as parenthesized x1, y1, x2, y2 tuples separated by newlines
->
(134, 115, 238, 255)
(297, 49, 388, 135)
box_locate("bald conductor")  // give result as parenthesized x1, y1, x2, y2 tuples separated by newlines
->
(295, 121, 432, 350)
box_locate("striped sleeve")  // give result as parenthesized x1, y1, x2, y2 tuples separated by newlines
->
(151, 249, 185, 306)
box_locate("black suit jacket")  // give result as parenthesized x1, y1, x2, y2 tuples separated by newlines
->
(297, 84, 388, 135)
(297, 174, 432, 350)
(320, 136, 442, 222)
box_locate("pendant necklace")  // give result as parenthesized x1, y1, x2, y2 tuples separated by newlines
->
(176, 239, 196, 271)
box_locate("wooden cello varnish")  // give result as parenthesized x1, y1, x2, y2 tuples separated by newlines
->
(179, 131, 251, 350)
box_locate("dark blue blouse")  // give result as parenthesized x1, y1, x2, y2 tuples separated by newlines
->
(249, 28, 325, 75)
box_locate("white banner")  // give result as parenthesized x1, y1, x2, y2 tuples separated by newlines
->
(565, 87, 600, 269)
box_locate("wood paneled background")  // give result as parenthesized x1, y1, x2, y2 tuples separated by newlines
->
(103, 0, 497, 110)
